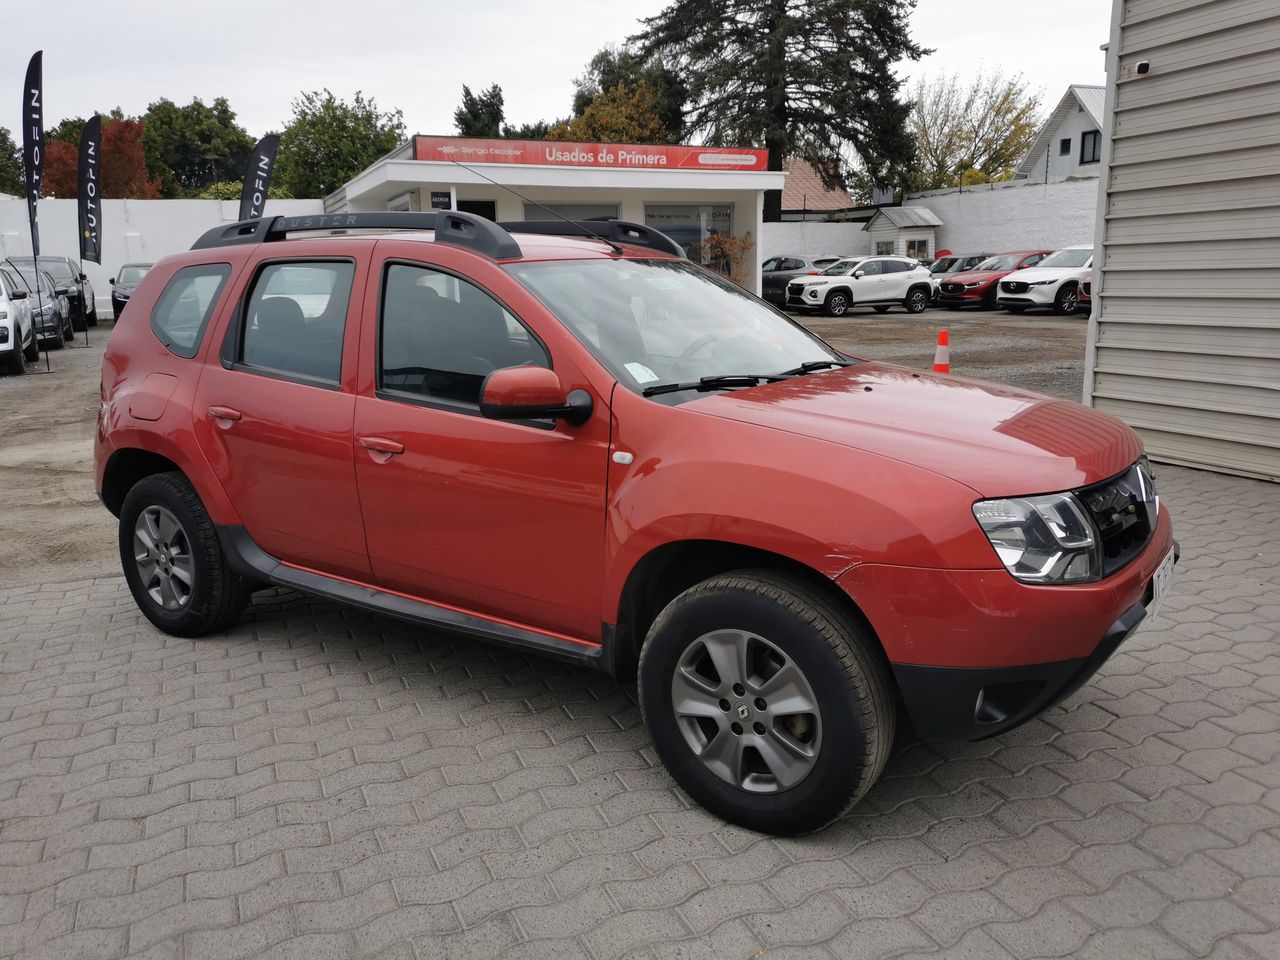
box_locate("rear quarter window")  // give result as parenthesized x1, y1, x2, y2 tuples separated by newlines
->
(150, 264, 232, 359)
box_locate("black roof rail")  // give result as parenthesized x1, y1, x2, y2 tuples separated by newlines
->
(189, 211, 522, 260)
(499, 219, 685, 258)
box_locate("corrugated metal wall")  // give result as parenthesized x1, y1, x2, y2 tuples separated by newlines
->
(1085, 0, 1280, 482)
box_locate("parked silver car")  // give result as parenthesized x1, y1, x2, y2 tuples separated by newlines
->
(6, 262, 71, 348)
(0, 264, 38, 375)
(7, 255, 97, 331)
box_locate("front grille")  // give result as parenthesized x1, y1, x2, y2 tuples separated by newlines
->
(1002, 280, 1029, 294)
(941, 282, 963, 294)
(787, 282, 804, 297)
(1077, 460, 1157, 576)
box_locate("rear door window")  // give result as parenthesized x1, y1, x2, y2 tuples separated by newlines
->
(150, 264, 232, 359)
(235, 261, 355, 385)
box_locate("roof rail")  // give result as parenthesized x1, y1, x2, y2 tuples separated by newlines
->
(189, 211, 523, 260)
(499, 219, 685, 258)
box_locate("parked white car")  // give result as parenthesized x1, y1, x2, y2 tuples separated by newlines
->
(996, 245, 1094, 315)
(786, 255, 934, 316)
(0, 263, 38, 375)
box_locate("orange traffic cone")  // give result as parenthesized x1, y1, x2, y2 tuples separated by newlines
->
(932, 329, 951, 374)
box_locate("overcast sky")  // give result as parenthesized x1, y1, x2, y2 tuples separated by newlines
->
(3, 0, 1111, 141)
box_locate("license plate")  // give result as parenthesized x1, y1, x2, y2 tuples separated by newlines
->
(1148, 548, 1175, 619)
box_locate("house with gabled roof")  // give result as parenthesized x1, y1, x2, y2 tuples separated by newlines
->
(1016, 85, 1107, 183)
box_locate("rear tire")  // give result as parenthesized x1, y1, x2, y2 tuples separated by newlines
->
(824, 290, 850, 317)
(119, 472, 251, 638)
(639, 570, 895, 835)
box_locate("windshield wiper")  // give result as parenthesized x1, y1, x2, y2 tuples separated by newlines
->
(778, 359, 855, 376)
(642, 373, 788, 397)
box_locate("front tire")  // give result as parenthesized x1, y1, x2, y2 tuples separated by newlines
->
(119, 472, 251, 638)
(23, 335, 39, 363)
(639, 570, 895, 835)
(904, 287, 929, 314)
(823, 290, 850, 317)
(1006, 305, 1026, 314)
(3, 347, 25, 376)
(1054, 283, 1079, 315)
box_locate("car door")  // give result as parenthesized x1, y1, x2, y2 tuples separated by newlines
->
(881, 260, 915, 299)
(351, 244, 612, 641)
(192, 254, 373, 580)
(847, 258, 886, 302)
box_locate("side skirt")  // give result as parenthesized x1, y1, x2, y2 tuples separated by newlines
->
(217, 525, 606, 669)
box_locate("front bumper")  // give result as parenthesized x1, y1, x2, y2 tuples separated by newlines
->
(997, 284, 1057, 307)
(839, 506, 1176, 740)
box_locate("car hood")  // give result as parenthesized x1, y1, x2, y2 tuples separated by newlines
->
(1004, 265, 1090, 284)
(687, 363, 1142, 497)
(789, 273, 853, 287)
(941, 270, 1006, 285)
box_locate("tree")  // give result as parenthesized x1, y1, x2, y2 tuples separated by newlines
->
(572, 46, 687, 143)
(547, 82, 671, 144)
(275, 90, 405, 199)
(141, 97, 255, 197)
(907, 72, 1042, 191)
(195, 179, 292, 201)
(633, 0, 926, 220)
(46, 117, 87, 147)
(39, 113, 160, 199)
(453, 84, 505, 137)
(501, 120, 553, 140)
(0, 127, 24, 195)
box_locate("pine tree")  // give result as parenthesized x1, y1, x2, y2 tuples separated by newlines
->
(633, 0, 925, 220)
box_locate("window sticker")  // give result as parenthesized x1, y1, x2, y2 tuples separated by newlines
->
(624, 362, 659, 384)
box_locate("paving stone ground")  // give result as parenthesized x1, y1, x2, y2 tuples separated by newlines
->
(1, 464, 1277, 959)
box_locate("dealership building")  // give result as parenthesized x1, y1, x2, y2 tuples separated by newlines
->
(325, 135, 786, 294)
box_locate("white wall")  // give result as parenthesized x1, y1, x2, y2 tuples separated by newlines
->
(1023, 108, 1105, 183)
(903, 179, 1098, 254)
(759, 221, 870, 260)
(0, 197, 324, 311)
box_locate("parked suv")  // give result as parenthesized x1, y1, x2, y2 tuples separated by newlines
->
(111, 262, 153, 319)
(927, 252, 989, 299)
(786, 255, 933, 315)
(997, 245, 1094, 314)
(7, 255, 97, 330)
(761, 254, 842, 306)
(0, 264, 38, 375)
(96, 213, 1176, 834)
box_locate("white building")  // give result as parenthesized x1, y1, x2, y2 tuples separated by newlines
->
(863, 206, 941, 259)
(1084, 0, 1280, 482)
(1017, 85, 1106, 184)
(328, 135, 786, 294)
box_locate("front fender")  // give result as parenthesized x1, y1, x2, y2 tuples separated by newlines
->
(602, 389, 993, 620)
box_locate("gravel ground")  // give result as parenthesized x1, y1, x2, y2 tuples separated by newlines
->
(0, 307, 1088, 589)
(796, 305, 1089, 402)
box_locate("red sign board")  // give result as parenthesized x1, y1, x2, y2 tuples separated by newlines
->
(413, 135, 768, 172)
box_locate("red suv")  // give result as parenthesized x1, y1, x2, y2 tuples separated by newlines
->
(937, 250, 1054, 309)
(96, 213, 1176, 834)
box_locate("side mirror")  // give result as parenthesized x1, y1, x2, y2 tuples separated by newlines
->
(853, 270, 865, 279)
(10, 290, 26, 300)
(79, 273, 87, 282)
(110, 278, 116, 284)
(54, 286, 70, 296)
(480, 366, 592, 426)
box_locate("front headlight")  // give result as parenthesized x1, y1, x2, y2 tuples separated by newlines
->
(964, 281, 984, 288)
(1027, 279, 1056, 286)
(973, 493, 1100, 583)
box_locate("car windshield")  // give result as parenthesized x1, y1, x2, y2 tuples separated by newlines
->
(976, 254, 1023, 271)
(118, 265, 150, 284)
(820, 258, 863, 276)
(1038, 248, 1092, 268)
(12, 267, 47, 292)
(13, 257, 74, 280)
(505, 258, 843, 392)
(930, 257, 957, 274)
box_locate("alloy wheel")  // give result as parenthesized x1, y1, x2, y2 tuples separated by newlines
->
(908, 290, 927, 313)
(828, 294, 848, 316)
(133, 505, 195, 611)
(671, 629, 823, 793)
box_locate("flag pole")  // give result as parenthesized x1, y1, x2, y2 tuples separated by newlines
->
(79, 256, 90, 348)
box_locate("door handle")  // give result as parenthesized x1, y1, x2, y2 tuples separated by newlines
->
(208, 405, 241, 429)
(359, 436, 405, 463)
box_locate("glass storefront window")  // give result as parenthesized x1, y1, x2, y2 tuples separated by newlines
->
(523, 203, 620, 221)
(644, 204, 734, 273)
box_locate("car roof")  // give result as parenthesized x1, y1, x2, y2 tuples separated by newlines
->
(252, 230, 680, 264)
